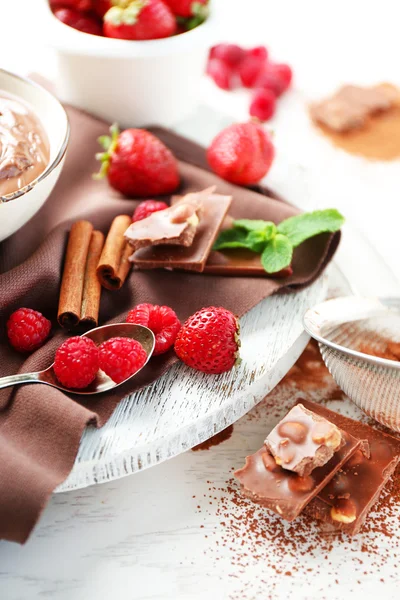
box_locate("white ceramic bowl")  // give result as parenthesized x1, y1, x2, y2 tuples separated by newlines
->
(39, 0, 219, 127)
(0, 70, 69, 242)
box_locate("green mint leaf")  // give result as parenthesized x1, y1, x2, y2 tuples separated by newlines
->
(245, 230, 270, 253)
(261, 234, 293, 273)
(213, 228, 253, 250)
(234, 219, 275, 233)
(213, 228, 268, 253)
(277, 209, 345, 248)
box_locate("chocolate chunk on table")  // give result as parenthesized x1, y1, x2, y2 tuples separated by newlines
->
(132, 192, 232, 273)
(234, 428, 361, 521)
(265, 403, 343, 477)
(301, 400, 400, 535)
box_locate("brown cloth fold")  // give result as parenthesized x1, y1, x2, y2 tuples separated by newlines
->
(0, 106, 340, 544)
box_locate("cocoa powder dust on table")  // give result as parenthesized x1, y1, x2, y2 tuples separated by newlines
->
(194, 341, 400, 598)
(313, 92, 400, 161)
(192, 425, 234, 452)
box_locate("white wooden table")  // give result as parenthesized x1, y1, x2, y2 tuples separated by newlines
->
(1, 1, 400, 599)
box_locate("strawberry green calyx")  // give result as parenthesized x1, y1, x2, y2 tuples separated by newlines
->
(104, 0, 147, 25)
(186, 1, 209, 29)
(93, 123, 120, 180)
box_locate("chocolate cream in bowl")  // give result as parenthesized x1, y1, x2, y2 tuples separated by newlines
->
(0, 93, 50, 197)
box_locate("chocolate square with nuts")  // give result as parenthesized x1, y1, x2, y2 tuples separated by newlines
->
(265, 403, 343, 477)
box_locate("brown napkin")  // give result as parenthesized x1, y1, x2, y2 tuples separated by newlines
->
(0, 107, 340, 544)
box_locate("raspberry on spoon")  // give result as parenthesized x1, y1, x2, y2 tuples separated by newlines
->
(99, 337, 147, 384)
(53, 336, 99, 389)
(127, 303, 181, 355)
(7, 308, 51, 353)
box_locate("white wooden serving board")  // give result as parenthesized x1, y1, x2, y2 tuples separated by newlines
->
(58, 275, 327, 492)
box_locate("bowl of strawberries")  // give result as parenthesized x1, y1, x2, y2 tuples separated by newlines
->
(40, 0, 217, 127)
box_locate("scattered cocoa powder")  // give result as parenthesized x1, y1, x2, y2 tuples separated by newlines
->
(313, 91, 400, 160)
(192, 425, 234, 451)
(280, 340, 345, 400)
(195, 342, 400, 596)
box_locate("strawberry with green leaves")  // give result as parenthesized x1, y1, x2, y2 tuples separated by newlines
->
(103, 0, 177, 40)
(213, 209, 345, 275)
(95, 124, 180, 197)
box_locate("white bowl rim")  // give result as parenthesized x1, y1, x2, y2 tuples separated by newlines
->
(0, 69, 70, 204)
(39, 0, 219, 58)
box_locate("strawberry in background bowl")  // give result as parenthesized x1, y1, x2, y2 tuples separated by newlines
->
(41, 0, 217, 127)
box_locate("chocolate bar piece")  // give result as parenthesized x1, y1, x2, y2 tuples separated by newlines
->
(125, 188, 211, 252)
(132, 190, 232, 273)
(234, 428, 361, 521)
(265, 403, 343, 477)
(301, 400, 400, 535)
(310, 84, 398, 132)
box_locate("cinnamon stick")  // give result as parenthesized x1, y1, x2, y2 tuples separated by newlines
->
(58, 220, 93, 329)
(96, 215, 132, 290)
(80, 230, 105, 329)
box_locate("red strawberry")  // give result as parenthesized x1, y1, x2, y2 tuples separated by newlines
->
(164, 0, 208, 17)
(103, 0, 176, 40)
(133, 200, 169, 222)
(95, 124, 180, 197)
(50, 0, 93, 11)
(92, 0, 112, 17)
(174, 306, 240, 374)
(249, 89, 276, 122)
(127, 303, 181, 355)
(209, 43, 246, 68)
(53, 8, 103, 35)
(207, 122, 275, 185)
(207, 58, 234, 90)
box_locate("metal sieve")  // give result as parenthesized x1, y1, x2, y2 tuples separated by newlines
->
(303, 296, 400, 432)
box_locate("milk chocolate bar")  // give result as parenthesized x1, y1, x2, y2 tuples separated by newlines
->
(265, 403, 343, 477)
(125, 188, 210, 252)
(301, 400, 400, 535)
(132, 190, 232, 273)
(234, 428, 361, 521)
(310, 84, 398, 132)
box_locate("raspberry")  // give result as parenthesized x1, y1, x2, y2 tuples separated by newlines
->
(272, 63, 293, 90)
(257, 63, 293, 97)
(99, 337, 147, 384)
(247, 46, 268, 61)
(209, 44, 246, 68)
(53, 337, 99, 389)
(126, 303, 181, 355)
(207, 58, 234, 90)
(238, 55, 265, 88)
(7, 308, 51, 353)
(249, 89, 276, 122)
(133, 200, 169, 222)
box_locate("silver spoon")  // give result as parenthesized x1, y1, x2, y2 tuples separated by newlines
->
(0, 323, 155, 395)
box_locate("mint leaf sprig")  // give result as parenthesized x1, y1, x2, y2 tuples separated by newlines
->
(213, 209, 345, 274)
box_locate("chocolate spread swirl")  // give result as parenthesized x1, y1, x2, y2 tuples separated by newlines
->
(0, 94, 50, 197)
